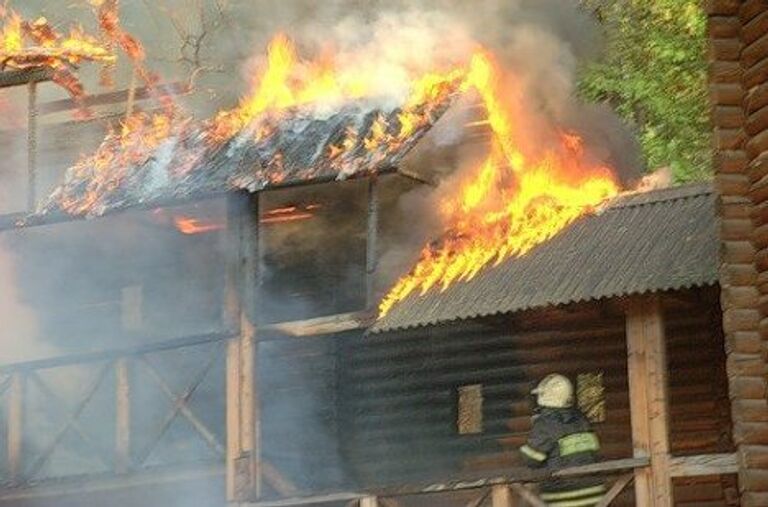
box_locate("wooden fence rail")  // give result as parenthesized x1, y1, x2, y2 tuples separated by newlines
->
(0, 333, 230, 487)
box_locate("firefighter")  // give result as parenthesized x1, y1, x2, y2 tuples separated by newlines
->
(519, 374, 605, 506)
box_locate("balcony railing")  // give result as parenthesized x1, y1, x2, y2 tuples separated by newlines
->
(0, 332, 231, 487)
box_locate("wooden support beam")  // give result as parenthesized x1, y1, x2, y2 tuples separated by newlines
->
(0, 68, 52, 89)
(625, 296, 673, 507)
(508, 484, 546, 507)
(360, 496, 379, 507)
(225, 192, 262, 502)
(27, 80, 38, 211)
(245, 492, 365, 507)
(259, 311, 372, 338)
(366, 175, 379, 309)
(8, 372, 24, 484)
(491, 485, 518, 506)
(115, 358, 131, 473)
(0, 464, 223, 501)
(595, 473, 634, 507)
(669, 453, 739, 477)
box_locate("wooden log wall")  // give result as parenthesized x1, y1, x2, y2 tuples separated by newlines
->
(339, 291, 734, 506)
(707, 1, 768, 505)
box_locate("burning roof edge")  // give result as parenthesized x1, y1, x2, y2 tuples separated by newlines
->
(1, 167, 401, 232)
(369, 182, 719, 335)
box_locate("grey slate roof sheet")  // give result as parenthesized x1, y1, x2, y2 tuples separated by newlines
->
(371, 183, 718, 334)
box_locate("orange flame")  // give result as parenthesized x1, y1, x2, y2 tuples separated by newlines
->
(208, 34, 464, 144)
(378, 51, 619, 316)
(0, 10, 114, 71)
(173, 216, 223, 235)
(260, 204, 322, 225)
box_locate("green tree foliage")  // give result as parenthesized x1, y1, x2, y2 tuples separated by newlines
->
(578, 0, 710, 182)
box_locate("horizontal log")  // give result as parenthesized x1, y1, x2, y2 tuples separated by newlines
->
(744, 57, 768, 90)
(747, 128, 768, 160)
(0, 331, 233, 372)
(731, 400, 768, 423)
(705, 0, 741, 16)
(713, 105, 745, 128)
(747, 105, 768, 138)
(753, 224, 768, 251)
(725, 331, 764, 354)
(711, 83, 745, 106)
(717, 172, 750, 195)
(751, 174, 768, 204)
(260, 311, 373, 338)
(723, 308, 761, 333)
(751, 200, 768, 224)
(38, 82, 188, 116)
(249, 493, 366, 506)
(720, 264, 758, 287)
(733, 422, 768, 445)
(743, 10, 768, 46)
(744, 33, 768, 70)
(742, 445, 768, 468)
(709, 60, 743, 84)
(728, 376, 768, 400)
(714, 150, 747, 174)
(748, 153, 768, 184)
(753, 247, 768, 272)
(721, 286, 760, 309)
(721, 218, 755, 241)
(709, 37, 742, 61)
(741, 491, 768, 505)
(727, 353, 768, 377)
(0, 68, 53, 88)
(0, 463, 223, 501)
(738, 468, 768, 492)
(714, 127, 745, 150)
(722, 241, 755, 264)
(720, 196, 753, 218)
(741, 0, 767, 23)
(747, 83, 768, 114)
(709, 16, 742, 39)
(669, 453, 738, 477)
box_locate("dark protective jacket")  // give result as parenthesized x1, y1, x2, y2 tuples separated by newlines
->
(519, 407, 605, 506)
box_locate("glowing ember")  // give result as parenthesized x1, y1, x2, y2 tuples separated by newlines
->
(378, 51, 619, 316)
(174, 216, 223, 235)
(0, 9, 115, 99)
(261, 204, 322, 225)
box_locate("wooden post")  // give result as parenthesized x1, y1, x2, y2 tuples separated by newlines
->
(625, 296, 673, 507)
(360, 497, 379, 507)
(8, 372, 24, 483)
(115, 358, 131, 473)
(491, 485, 519, 506)
(225, 192, 261, 502)
(26, 81, 38, 211)
(365, 176, 379, 309)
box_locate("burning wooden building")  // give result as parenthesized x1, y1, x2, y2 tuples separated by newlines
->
(0, 2, 768, 506)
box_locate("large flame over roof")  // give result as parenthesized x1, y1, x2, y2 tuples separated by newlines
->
(378, 51, 619, 316)
(0, 7, 115, 99)
(41, 34, 463, 216)
(38, 28, 619, 310)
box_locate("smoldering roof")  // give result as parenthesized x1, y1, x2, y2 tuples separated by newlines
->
(37, 93, 458, 220)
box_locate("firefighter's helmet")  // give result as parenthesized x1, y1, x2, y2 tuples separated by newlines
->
(532, 374, 574, 408)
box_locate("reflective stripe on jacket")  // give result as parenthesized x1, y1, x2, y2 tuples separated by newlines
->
(518, 407, 604, 503)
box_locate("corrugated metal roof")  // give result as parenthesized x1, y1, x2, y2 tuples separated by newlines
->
(371, 183, 718, 334)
